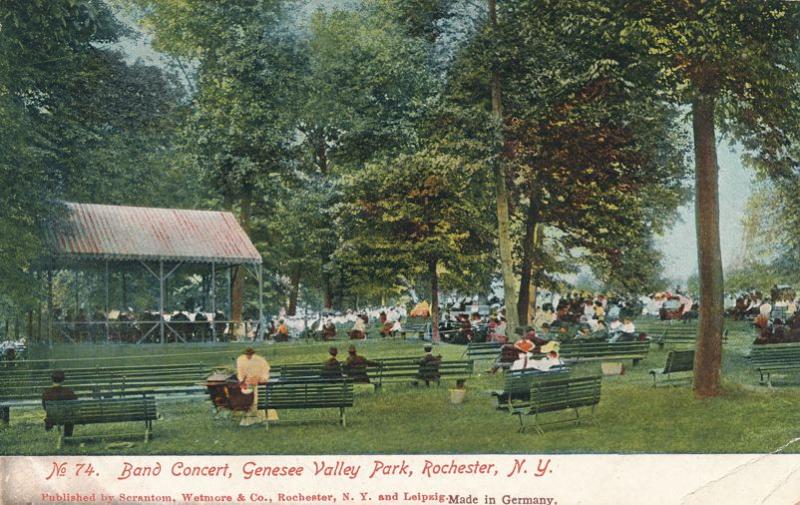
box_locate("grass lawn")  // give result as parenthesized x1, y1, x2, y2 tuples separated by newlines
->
(3, 320, 800, 455)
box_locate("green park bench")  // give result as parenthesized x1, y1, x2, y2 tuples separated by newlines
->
(464, 342, 502, 361)
(44, 396, 157, 449)
(750, 343, 800, 387)
(505, 375, 602, 434)
(649, 350, 695, 386)
(651, 326, 728, 349)
(370, 359, 473, 390)
(400, 317, 431, 340)
(257, 379, 354, 428)
(558, 341, 650, 366)
(489, 367, 570, 410)
(0, 363, 207, 425)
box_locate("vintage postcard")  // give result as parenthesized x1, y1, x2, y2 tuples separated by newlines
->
(3, 1, 800, 504)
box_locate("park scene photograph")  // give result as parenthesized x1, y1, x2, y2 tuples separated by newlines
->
(4, 0, 800, 457)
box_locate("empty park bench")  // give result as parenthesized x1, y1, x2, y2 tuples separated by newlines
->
(400, 317, 431, 340)
(464, 342, 502, 361)
(489, 367, 570, 410)
(257, 378, 354, 428)
(652, 326, 729, 349)
(649, 350, 695, 386)
(750, 344, 800, 387)
(44, 396, 157, 448)
(557, 341, 650, 366)
(505, 375, 602, 434)
(0, 362, 207, 425)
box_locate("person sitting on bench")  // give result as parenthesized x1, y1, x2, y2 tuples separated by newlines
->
(321, 347, 343, 378)
(343, 345, 378, 383)
(42, 370, 78, 437)
(349, 316, 366, 340)
(273, 320, 290, 342)
(321, 320, 337, 341)
(416, 345, 442, 386)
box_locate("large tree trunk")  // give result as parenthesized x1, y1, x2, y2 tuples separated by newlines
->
(323, 275, 333, 310)
(287, 267, 301, 316)
(489, 0, 519, 337)
(518, 189, 541, 325)
(692, 92, 724, 398)
(429, 258, 440, 343)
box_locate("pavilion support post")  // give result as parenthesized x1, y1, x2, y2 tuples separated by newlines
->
(47, 270, 53, 348)
(227, 267, 232, 337)
(211, 262, 216, 342)
(159, 260, 165, 344)
(258, 263, 264, 341)
(104, 260, 110, 343)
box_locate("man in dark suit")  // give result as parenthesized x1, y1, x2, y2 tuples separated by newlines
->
(343, 345, 378, 383)
(321, 347, 343, 378)
(42, 370, 77, 437)
(416, 345, 442, 386)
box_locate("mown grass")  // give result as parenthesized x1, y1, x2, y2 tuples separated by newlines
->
(3, 320, 800, 455)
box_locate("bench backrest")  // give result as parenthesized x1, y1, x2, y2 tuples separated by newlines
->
(558, 341, 650, 358)
(0, 364, 207, 402)
(515, 375, 602, 413)
(376, 360, 473, 379)
(663, 350, 695, 373)
(750, 344, 800, 365)
(44, 397, 157, 425)
(257, 379, 354, 409)
(466, 342, 502, 359)
(503, 368, 570, 397)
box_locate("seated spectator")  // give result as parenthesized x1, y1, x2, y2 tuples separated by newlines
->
(42, 370, 78, 437)
(593, 301, 606, 321)
(273, 319, 290, 342)
(489, 317, 508, 343)
(348, 317, 366, 340)
(511, 341, 564, 373)
(344, 345, 378, 383)
(610, 318, 637, 343)
(416, 344, 442, 386)
(321, 347, 343, 378)
(321, 320, 337, 341)
(379, 320, 394, 338)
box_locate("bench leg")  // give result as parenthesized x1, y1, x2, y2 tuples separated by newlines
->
(515, 412, 526, 433)
(0, 406, 9, 426)
(590, 404, 599, 425)
(57, 426, 63, 450)
(632, 358, 641, 367)
(340, 408, 346, 428)
(658, 343, 664, 351)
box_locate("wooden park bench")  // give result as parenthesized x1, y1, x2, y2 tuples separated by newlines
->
(276, 357, 473, 390)
(651, 326, 728, 349)
(44, 396, 157, 448)
(489, 367, 570, 410)
(750, 343, 800, 387)
(464, 342, 502, 361)
(371, 359, 473, 390)
(557, 341, 650, 366)
(505, 375, 602, 434)
(0, 362, 207, 425)
(399, 317, 431, 340)
(257, 379, 354, 428)
(649, 350, 694, 386)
